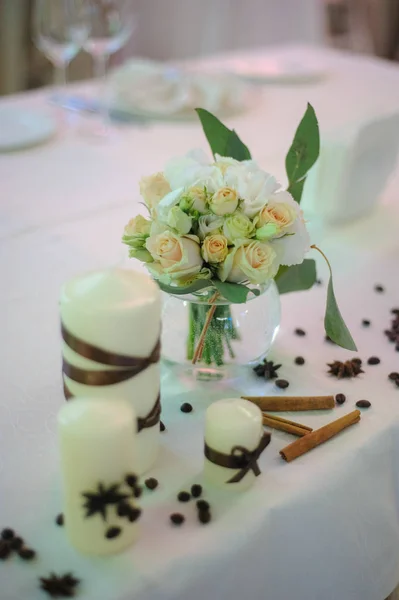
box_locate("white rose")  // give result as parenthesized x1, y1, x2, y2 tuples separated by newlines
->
(167, 206, 192, 235)
(224, 164, 280, 218)
(209, 187, 239, 216)
(139, 172, 171, 210)
(202, 234, 229, 264)
(268, 190, 310, 266)
(198, 214, 224, 240)
(223, 212, 254, 243)
(218, 241, 278, 285)
(164, 151, 223, 192)
(156, 187, 184, 223)
(256, 199, 297, 237)
(146, 231, 202, 280)
(179, 186, 208, 214)
(122, 215, 151, 249)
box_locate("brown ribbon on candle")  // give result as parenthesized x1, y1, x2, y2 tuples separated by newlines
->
(61, 323, 161, 432)
(204, 432, 271, 483)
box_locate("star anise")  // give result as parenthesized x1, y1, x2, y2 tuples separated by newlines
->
(327, 358, 364, 379)
(40, 573, 80, 598)
(253, 359, 282, 380)
(82, 483, 129, 521)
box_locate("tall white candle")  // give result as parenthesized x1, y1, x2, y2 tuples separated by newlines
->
(204, 398, 266, 491)
(60, 268, 161, 474)
(58, 396, 140, 556)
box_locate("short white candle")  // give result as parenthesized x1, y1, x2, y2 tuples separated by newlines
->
(60, 268, 161, 474)
(204, 398, 265, 491)
(58, 396, 140, 556)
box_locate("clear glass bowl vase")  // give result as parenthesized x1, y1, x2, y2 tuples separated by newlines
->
(161, 281, 281, 381)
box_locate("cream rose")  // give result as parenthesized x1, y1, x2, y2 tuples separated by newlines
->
(179, 186, 208, 214)
(202, 234, 229, 264)
(146, 231, 202, 280)
(257, 200, 297, 235)
(209, 187, 239, 216)
(122, 215, 151, 248)
(139, 172, 171, 210)
(219, 241, 278, 285)
(223, 213, 254, 243)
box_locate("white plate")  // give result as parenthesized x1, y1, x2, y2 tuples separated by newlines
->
(0, 107, 56, 152)
(222, 56, 326, 84)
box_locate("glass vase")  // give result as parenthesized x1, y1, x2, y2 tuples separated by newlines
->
(161, 281, 281, 380)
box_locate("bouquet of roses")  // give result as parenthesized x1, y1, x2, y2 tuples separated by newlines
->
(123, 106, 356, 365)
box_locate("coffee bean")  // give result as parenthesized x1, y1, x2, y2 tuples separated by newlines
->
(105, 526, 121, 539)
(367, 356, 380, 365)
(294, 328, 306, 336)
(335, 393, 346, 405)
(180, 402, 193, 413)
(170, 513, 185, 525)
(127, 507, 141, 523)
(198, 510, 211, 524)
(1, 528, 14, 540)
(191, 484, 202, 498)
(160, 421, 166, 432)
(125, 474, 138, 487)
(352, 358, 362, 365)
(391, 308, 399, 315)
(389, 372, 399, 381)
(18, 547, 36, 561)
(10, 537, 23, 550)
(0, 541, 10, 560)
(55, 514, 64, 526)
(133, 486, 142, 499)
(356, 400, 371, 408)
(145, 478, 158, 491)
(396, 343, 399, 352)
(177, 491, 191, 503)
(362, 319, 371, 327)
(196, 500, 210, 511)
(294, 356, 305, 365)
(276, 379, 289, 389)
(374, 284, 384, 293)
(117, 502, 130, 517)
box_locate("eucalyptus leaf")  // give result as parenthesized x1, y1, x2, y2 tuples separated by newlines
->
(325, 277, 357, 351)
(195, 108, 251, 161)
(213, 280, 260, 303)
(157, 279, 214, 296)
(275, 259, 316, 294)
(287, 177, 306, 205)
(285, 103, 319, 203)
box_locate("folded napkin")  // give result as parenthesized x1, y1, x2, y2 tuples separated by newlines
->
(109, 59, 251, 118)
(301, 112, 399, 223)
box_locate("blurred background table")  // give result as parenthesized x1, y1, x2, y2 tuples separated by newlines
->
(1, 43, 399, 600)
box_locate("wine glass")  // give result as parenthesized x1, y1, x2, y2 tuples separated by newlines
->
(82, 0, 135, 130)
(33, 0, 90, 89)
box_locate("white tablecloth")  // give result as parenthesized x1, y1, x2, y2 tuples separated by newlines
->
(1, 45, 399, 600)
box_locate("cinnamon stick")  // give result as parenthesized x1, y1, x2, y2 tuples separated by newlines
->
(280, 410, 361, 462)
(242, 395, 335, 412)
(263, 413, 313, 431)
(262, 415, 312, 437)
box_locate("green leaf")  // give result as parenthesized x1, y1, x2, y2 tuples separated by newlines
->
(213, 281, 260, 304)
(274, 259, 317, 294)
(195, 108, 251, 161)
(325, 277, 357, 351)
(287, 177, 306, 205)
(285, 103, 320, 203)
(157, 279, 214, 296)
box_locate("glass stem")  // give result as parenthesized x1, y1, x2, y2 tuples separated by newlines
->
(94, 53, 109, 124)
(55, 62, 67, 89)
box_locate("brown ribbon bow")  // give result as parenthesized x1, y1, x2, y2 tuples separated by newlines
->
(61, 323, 161, 432)
(204, 432, 271, 483)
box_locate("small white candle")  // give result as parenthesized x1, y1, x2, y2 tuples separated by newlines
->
(60, 268, 161, 474)
(58, 396, 140, 556)
(204, 398, 265, 491)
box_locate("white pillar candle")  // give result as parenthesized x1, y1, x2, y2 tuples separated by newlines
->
(58, 396, 140, 556)
(204, 398, 269, 491)
(60, 268, 162, 474)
